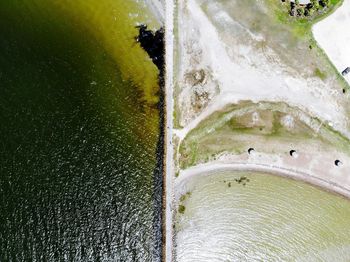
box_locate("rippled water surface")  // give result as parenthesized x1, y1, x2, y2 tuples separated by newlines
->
(175, 172, 350, 261)
(0, 1, 162, 261)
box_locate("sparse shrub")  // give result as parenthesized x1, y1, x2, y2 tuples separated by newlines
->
(178, 205, 186, 214)
(319, 0, 330, 8)
(314, 68, 327, 80)
(311, 0, 320, 9)
(296, 8, 303, 16)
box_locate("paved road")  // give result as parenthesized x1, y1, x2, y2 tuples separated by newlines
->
(164, 0, 174, 261)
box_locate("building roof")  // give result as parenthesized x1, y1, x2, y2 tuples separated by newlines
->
(291, 0, 311, 4)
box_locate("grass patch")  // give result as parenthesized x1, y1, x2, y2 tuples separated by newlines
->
(180, 192, 191, 202)
(178, 102, 350, 169)
(268, 0, 344, 40)
(178, 204, 186, 214)
(314, 67, 327, 80)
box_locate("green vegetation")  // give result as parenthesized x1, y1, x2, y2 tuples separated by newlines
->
(178, 102, 350, 170)
(269, 0, 344, 39)
(314, 67, 327, 79)
(177, 192, 191, 215)
(267, 0, 348, 90)
(178, 205, 186, 214)
(180, 192, 192, 202)
(281, 0, 342, 20)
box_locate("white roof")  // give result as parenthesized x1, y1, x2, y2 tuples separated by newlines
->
(291, 0, 311, 4)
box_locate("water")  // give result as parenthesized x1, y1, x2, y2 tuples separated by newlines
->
(0, 1, 162, 261)
(175, 172, 350, 261)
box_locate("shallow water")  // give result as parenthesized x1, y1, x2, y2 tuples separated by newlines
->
(0, 1, 162, 261)
(175, 172, 350, 261)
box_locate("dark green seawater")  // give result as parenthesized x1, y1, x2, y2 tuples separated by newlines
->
(0, 1, 162, 261)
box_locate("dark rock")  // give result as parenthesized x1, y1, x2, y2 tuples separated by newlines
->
(136, 24, 164, 72)
(136, 24, 165, 258)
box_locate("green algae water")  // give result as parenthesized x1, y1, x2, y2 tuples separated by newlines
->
(176, 172, 350, 261)
(0, 1, 162, 261)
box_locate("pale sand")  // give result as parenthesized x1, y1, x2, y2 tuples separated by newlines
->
(174, 0, 350, 142)
(176, 158, 350, 200)
(313, 0, 350, 86)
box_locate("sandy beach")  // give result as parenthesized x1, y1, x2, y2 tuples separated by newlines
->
(176, 155, 350, 200)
